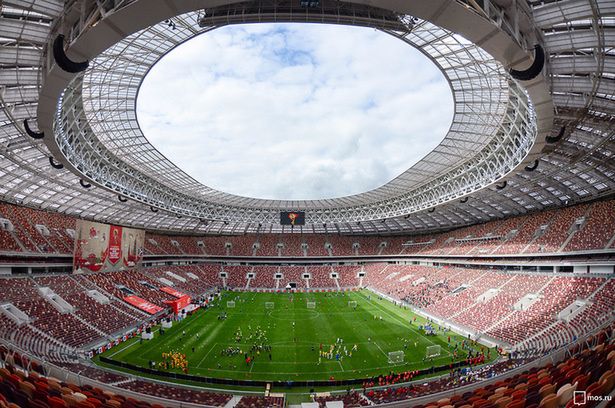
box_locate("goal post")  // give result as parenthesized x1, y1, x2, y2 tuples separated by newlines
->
(265, 302, 274, 309)
(426, 345, 441, 358)
(226, 301, 235, 308)
(348, 301, 357, 308)
(307, 301, 316, 309)
(388, 351, 404, 364)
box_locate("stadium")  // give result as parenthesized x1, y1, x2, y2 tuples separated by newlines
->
(0, 0, 614, 407)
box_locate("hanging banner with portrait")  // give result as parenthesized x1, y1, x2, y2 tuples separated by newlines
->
(74, 220, 145, 272)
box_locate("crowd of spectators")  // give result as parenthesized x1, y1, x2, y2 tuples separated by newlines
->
(0, 199, 614, 258)
(364, 264, 613, 352)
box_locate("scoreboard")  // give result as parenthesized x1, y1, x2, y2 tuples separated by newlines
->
(280, 211, 305, 226)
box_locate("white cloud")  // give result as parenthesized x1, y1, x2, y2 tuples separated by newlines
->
(137, 23, 453, 200)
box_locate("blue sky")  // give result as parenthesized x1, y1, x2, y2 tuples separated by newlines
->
(137, 23, 453, 200)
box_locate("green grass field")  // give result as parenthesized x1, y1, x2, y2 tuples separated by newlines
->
(98, 290, 494, 383)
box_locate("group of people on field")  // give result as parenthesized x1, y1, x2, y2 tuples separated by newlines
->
(158, 351, 189, 374)
(317, 338, 359, 364)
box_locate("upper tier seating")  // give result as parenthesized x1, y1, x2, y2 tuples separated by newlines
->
(145, 233, 182, 255)
(0, 204, 54, 253)
(255, 234, 279, 256)
(1, 198, 614, 256)
(379, 237, 407, 256)
(466, 216, 527, 256)
(228, 235, 256, 256)
(565, 200, 615, 252)
(492, 211, 553, 255)
(279, 234, 305, 257)
(0, 227, 22, 253)
(328, 234, 356, 256)
(304, 234, 329, 256)
(525, 205, 588, 254)
(0, 202, 75, 254)
(203, 236, 231, 256)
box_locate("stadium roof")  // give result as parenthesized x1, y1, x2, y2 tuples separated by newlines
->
(0, 0, 613, 234)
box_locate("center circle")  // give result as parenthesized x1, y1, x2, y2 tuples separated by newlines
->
(137, 23, 453, 200)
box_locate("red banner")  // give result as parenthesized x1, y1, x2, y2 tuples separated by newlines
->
(108, 225, 122, 265)
(123, 295, 163, 314)
(165, 295, 191, 314)
(160, 286, 187, 298)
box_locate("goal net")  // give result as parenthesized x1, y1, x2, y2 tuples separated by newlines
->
(265, 302, 274, 309)
(348, 301, 357, 308)
(307, 301, 316, 309)
(426, 345, 441, 358)
(226, 301, 235, 308)
(388, 351, 404, 364)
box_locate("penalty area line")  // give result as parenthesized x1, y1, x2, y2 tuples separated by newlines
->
(374, 342, 389, 358)
(196, 343, 217, 368)
(360, 292, 453, 357)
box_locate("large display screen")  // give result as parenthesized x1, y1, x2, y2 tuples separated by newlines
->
(280, 211, 305, 226)
(73, 219, 145, 272)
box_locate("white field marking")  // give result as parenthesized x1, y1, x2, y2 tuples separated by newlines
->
(190, 314, 230, 368)
(109, 328, 160, 358)
(134, 308, 209, 357)
(236, 310, 359, 316)
(135, 353, 448, 375)
(265, 311, 321, 321)
(196, 362, 410, 376)
(337, 360, 345, 371)
(358, 293, 452, 357)
(196, 343, 218, 368)
(249, 362, 255, 372)
(134, 356, 150, 365)
(374, 342, 389, 358)
(330, 294, 411, 363)
(234, 361, 338, 365)
(213, 340, 375, 348)
(125, 293, 456, 373)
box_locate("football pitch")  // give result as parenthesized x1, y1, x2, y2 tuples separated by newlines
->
(98, 290, 495, 383)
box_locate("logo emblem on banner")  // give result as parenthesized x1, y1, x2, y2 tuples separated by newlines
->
(108, 225, 122, 265)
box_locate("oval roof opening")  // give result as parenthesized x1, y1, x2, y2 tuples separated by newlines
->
(137, 23, 453, 200)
